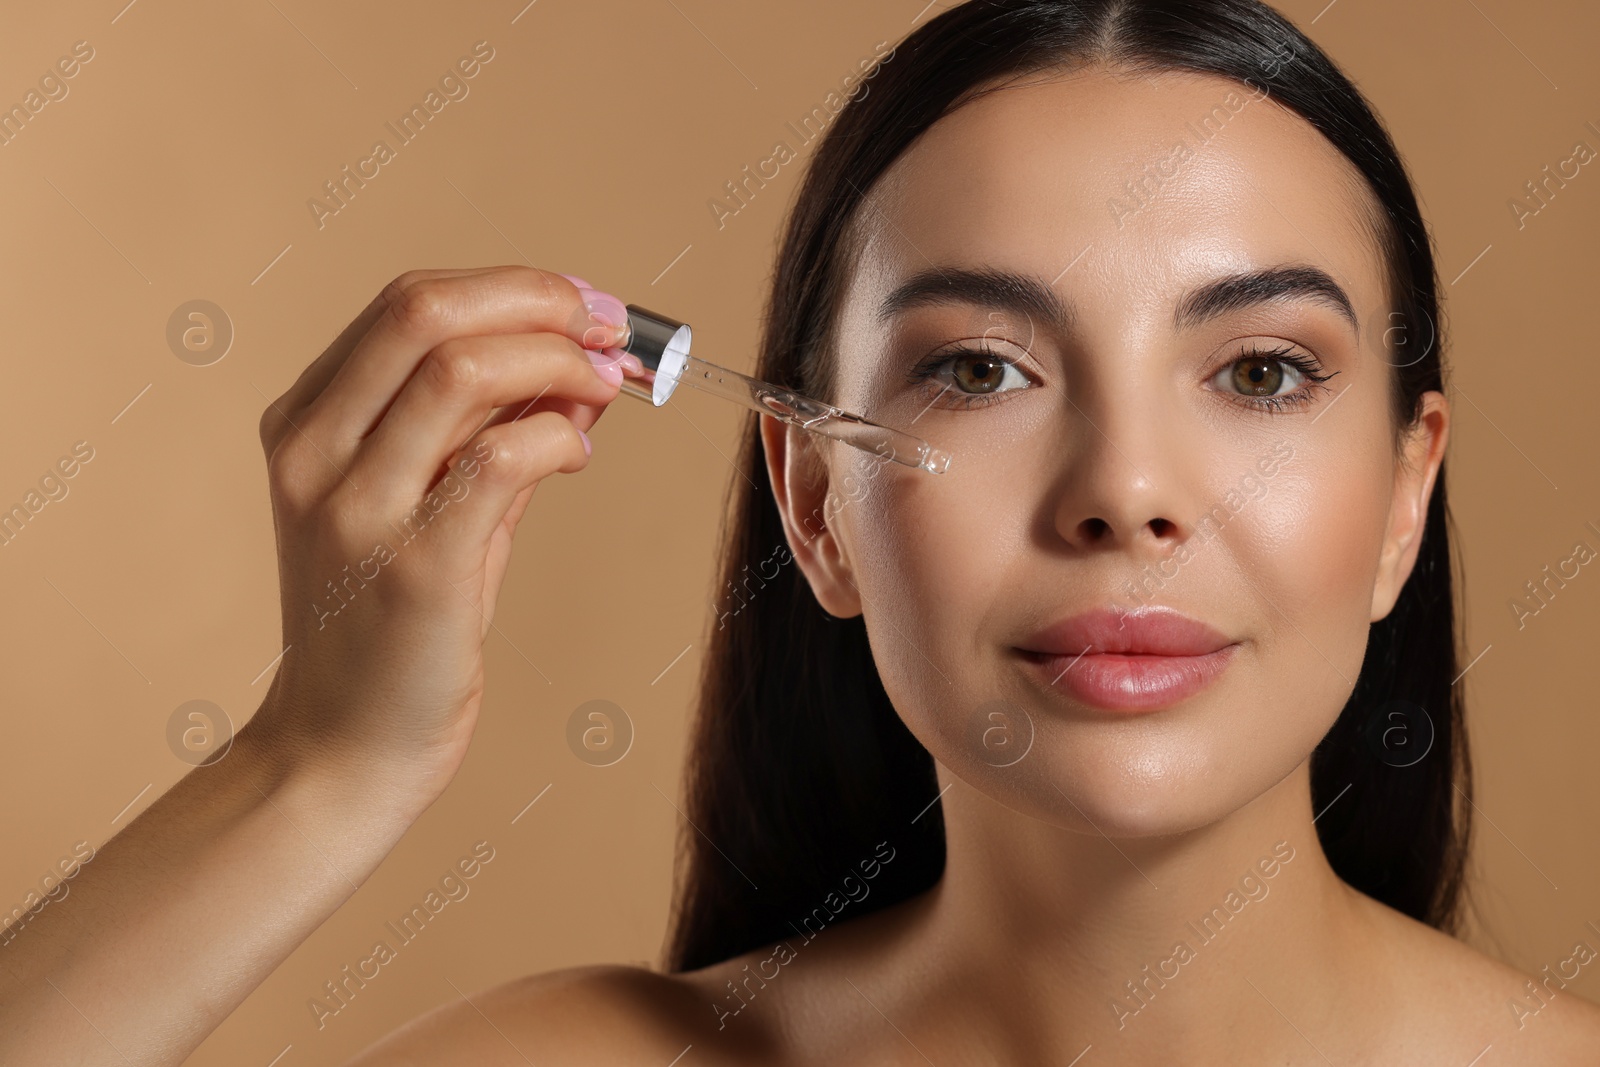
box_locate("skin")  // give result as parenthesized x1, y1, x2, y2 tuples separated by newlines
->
(5, 67, 1596, 1067)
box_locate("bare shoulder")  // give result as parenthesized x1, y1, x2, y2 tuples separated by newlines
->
(1347, 889, 1600, 1064)
(339, 963, 763, 1067)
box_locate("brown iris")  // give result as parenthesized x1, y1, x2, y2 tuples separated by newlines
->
(951, 351, 1008, 394)
(1231, 356, 1284, 396)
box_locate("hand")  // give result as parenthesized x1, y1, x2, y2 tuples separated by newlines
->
(250, 265, 640, 811)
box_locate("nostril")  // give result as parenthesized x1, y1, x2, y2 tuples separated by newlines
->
(1079, 517, 1112, 542)
(1150, 517, 1176, 538)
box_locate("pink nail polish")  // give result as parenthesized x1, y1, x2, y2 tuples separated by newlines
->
(578, 427, 592, 456)
(583, 347, 624, 386)
(577, 287, 628, 330)
(559, 273, 593, 289)
(616, 349, 645, 376)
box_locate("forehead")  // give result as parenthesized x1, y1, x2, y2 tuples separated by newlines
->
(844, 66, 1386, 343)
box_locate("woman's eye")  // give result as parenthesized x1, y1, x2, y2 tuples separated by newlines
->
(1207, 346, 1338, 414)
(1222, 353, 1302, 396)
(908, 346, 1034, 408)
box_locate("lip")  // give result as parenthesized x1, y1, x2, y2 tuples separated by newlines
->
(1016, 607, 1238, 712)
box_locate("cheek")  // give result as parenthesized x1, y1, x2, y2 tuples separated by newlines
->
(849, 474, 981, 636)
(840, 458, 1041, 758)
(846, 465, 1003, 656)
(848, 451, 1040, 595)
(1228, 437, 1395, 680)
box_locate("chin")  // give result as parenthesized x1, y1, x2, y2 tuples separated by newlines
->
(948, 726, 1283, 840)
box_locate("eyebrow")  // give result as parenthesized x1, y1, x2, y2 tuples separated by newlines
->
(1173, 264, 1359, 335)
(877, 266, 1074, 332)
(877, 263, 1359, 336)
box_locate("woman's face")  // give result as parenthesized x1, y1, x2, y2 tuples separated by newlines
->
(767, 66, 1448, 836)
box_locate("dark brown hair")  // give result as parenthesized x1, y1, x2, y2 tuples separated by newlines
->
(664, 0, 1470, 973)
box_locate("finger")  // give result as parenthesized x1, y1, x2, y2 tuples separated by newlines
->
(413, 369, 618, 499)
(352, 332, 620, 506)
(499, 482, 540, 537)
(480, 479, 539, 619)
(308, 267, 625, 450)
(409, 412, 593, 566)
(474, 388, 613, 443)
(259, 266, 510, 453)
(440, 397, 610, 514)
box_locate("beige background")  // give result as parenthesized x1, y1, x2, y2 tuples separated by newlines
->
(0, 0, 1596, 1062)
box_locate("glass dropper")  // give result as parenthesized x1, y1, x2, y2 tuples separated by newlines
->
(609, 304, 953, 475)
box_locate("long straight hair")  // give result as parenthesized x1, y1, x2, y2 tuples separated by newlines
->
(663, 0, 1470, 974)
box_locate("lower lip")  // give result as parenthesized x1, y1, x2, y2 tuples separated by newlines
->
(1018, 645, 1238, 712)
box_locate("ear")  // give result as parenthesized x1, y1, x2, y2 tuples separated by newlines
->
(1371, 390, 1449, 622)
(759, 414, 863, 619)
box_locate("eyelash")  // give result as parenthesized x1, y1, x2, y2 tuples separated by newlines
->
(905, 343, 1340, 414)
(905, 344, 1031, 410)
(1219, 344, 1338, 413)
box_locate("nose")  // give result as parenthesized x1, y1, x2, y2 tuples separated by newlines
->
(1049, 400, 1200, 561)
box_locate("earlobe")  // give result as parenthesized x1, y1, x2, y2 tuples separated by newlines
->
(1371, 390, 1450, 622)
(759, 416, 863, 619)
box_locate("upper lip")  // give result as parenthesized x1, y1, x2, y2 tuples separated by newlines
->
(1019, 607, 1234, 657)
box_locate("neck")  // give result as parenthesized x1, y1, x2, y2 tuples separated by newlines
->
(910, 758, 1369, 1054)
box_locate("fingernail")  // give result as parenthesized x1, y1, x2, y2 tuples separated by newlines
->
(582, 323, 631, 350)
(559, 273, 593, 289)
(583, 347, 624, 386)
(577, 287, 628, 329)
(576, 288, 631, 352)
(578, 427, 592, 457)
(617, 349, 645, 376)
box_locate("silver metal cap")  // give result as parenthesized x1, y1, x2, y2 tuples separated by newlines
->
(622, 305, 688, 373)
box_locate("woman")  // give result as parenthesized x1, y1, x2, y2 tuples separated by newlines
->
(6, 0, 1597, 1063)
